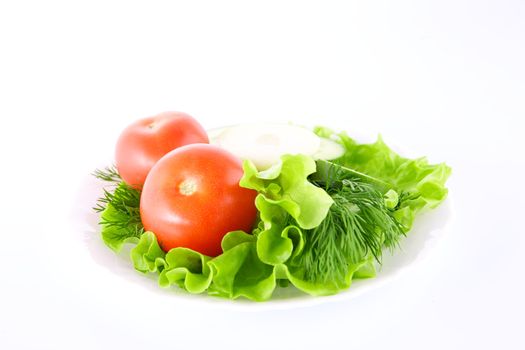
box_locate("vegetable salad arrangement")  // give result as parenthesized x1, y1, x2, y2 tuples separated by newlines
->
(94, 111, 451, 301)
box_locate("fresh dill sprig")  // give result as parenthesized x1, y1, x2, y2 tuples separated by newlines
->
(92, 165, 122, 184)
(92, 167, 144, 239)
(294, 162, 405, 284)
(394, 191, 421, 211)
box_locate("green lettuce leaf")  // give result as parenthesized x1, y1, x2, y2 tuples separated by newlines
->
(97, 181, 143, 251)
(99, 203, 142, 251)
(282, 259, 371, 296)
(314, 127, 451, 230)
(130, 231, 166, 273)
(254, 195, 304, 266)
(156, 231, 276, 301)
(240, 154, 334, 230)
(159, 248, 213, 294)
(208, 237, 276, 301)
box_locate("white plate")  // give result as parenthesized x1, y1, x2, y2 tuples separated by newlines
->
(69, 147, 452, 311)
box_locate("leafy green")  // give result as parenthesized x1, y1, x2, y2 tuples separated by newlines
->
(98, 203, 142, 251)
(240, 154, 334, 230)
(130, 231, 166, 273)
(313, 158, 392, 193)
(160, 248, 213, 294)
(291, 177, 404, 285)
(208, 234, 276, 300)
(93, 167, 144, 251)
(314, 127, 451, 230)
(236, 155, 380, 296)
(135, 231, 276, 301)
(283, 259, 370, 295)
(311, 160, 405, 247)
(140, 228, 373, 299)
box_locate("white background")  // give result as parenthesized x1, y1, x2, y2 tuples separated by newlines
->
(1, 1, 524, 349)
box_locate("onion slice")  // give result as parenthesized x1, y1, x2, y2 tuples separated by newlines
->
(209, 123, 344, 169)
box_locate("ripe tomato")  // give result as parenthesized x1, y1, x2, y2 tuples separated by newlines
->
(140, 144, 258, 256)
(115, 111, 208, 188)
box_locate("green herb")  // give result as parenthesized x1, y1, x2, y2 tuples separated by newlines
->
(312, 158, 392, 193)
(312, 159, 406, 246)
(293, 164, 404, 284)
(92, 166, 122, 184)
(313, 127, 452, 230)
(93, 167, 144, 251)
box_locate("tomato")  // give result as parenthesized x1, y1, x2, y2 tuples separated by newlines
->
(140, 144, 258, 256)
(115, 111, 208, 188)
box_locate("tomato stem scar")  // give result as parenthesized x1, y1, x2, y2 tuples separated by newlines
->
(179, 179, 197, 196)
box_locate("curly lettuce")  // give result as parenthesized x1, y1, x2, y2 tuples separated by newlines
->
(314, 127, 451, 230)
(240, 154, 334, 229)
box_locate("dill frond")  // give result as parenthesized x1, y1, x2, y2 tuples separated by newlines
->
(92, 167, 144, 237)
(92, 165, 122, 184)
(295, 162, 405, 284)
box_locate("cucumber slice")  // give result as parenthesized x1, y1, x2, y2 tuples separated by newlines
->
(312, 137, 345, 161)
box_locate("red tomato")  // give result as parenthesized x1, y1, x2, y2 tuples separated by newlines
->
(115, 111, 208, 188)
(140, 144, 258, 256)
